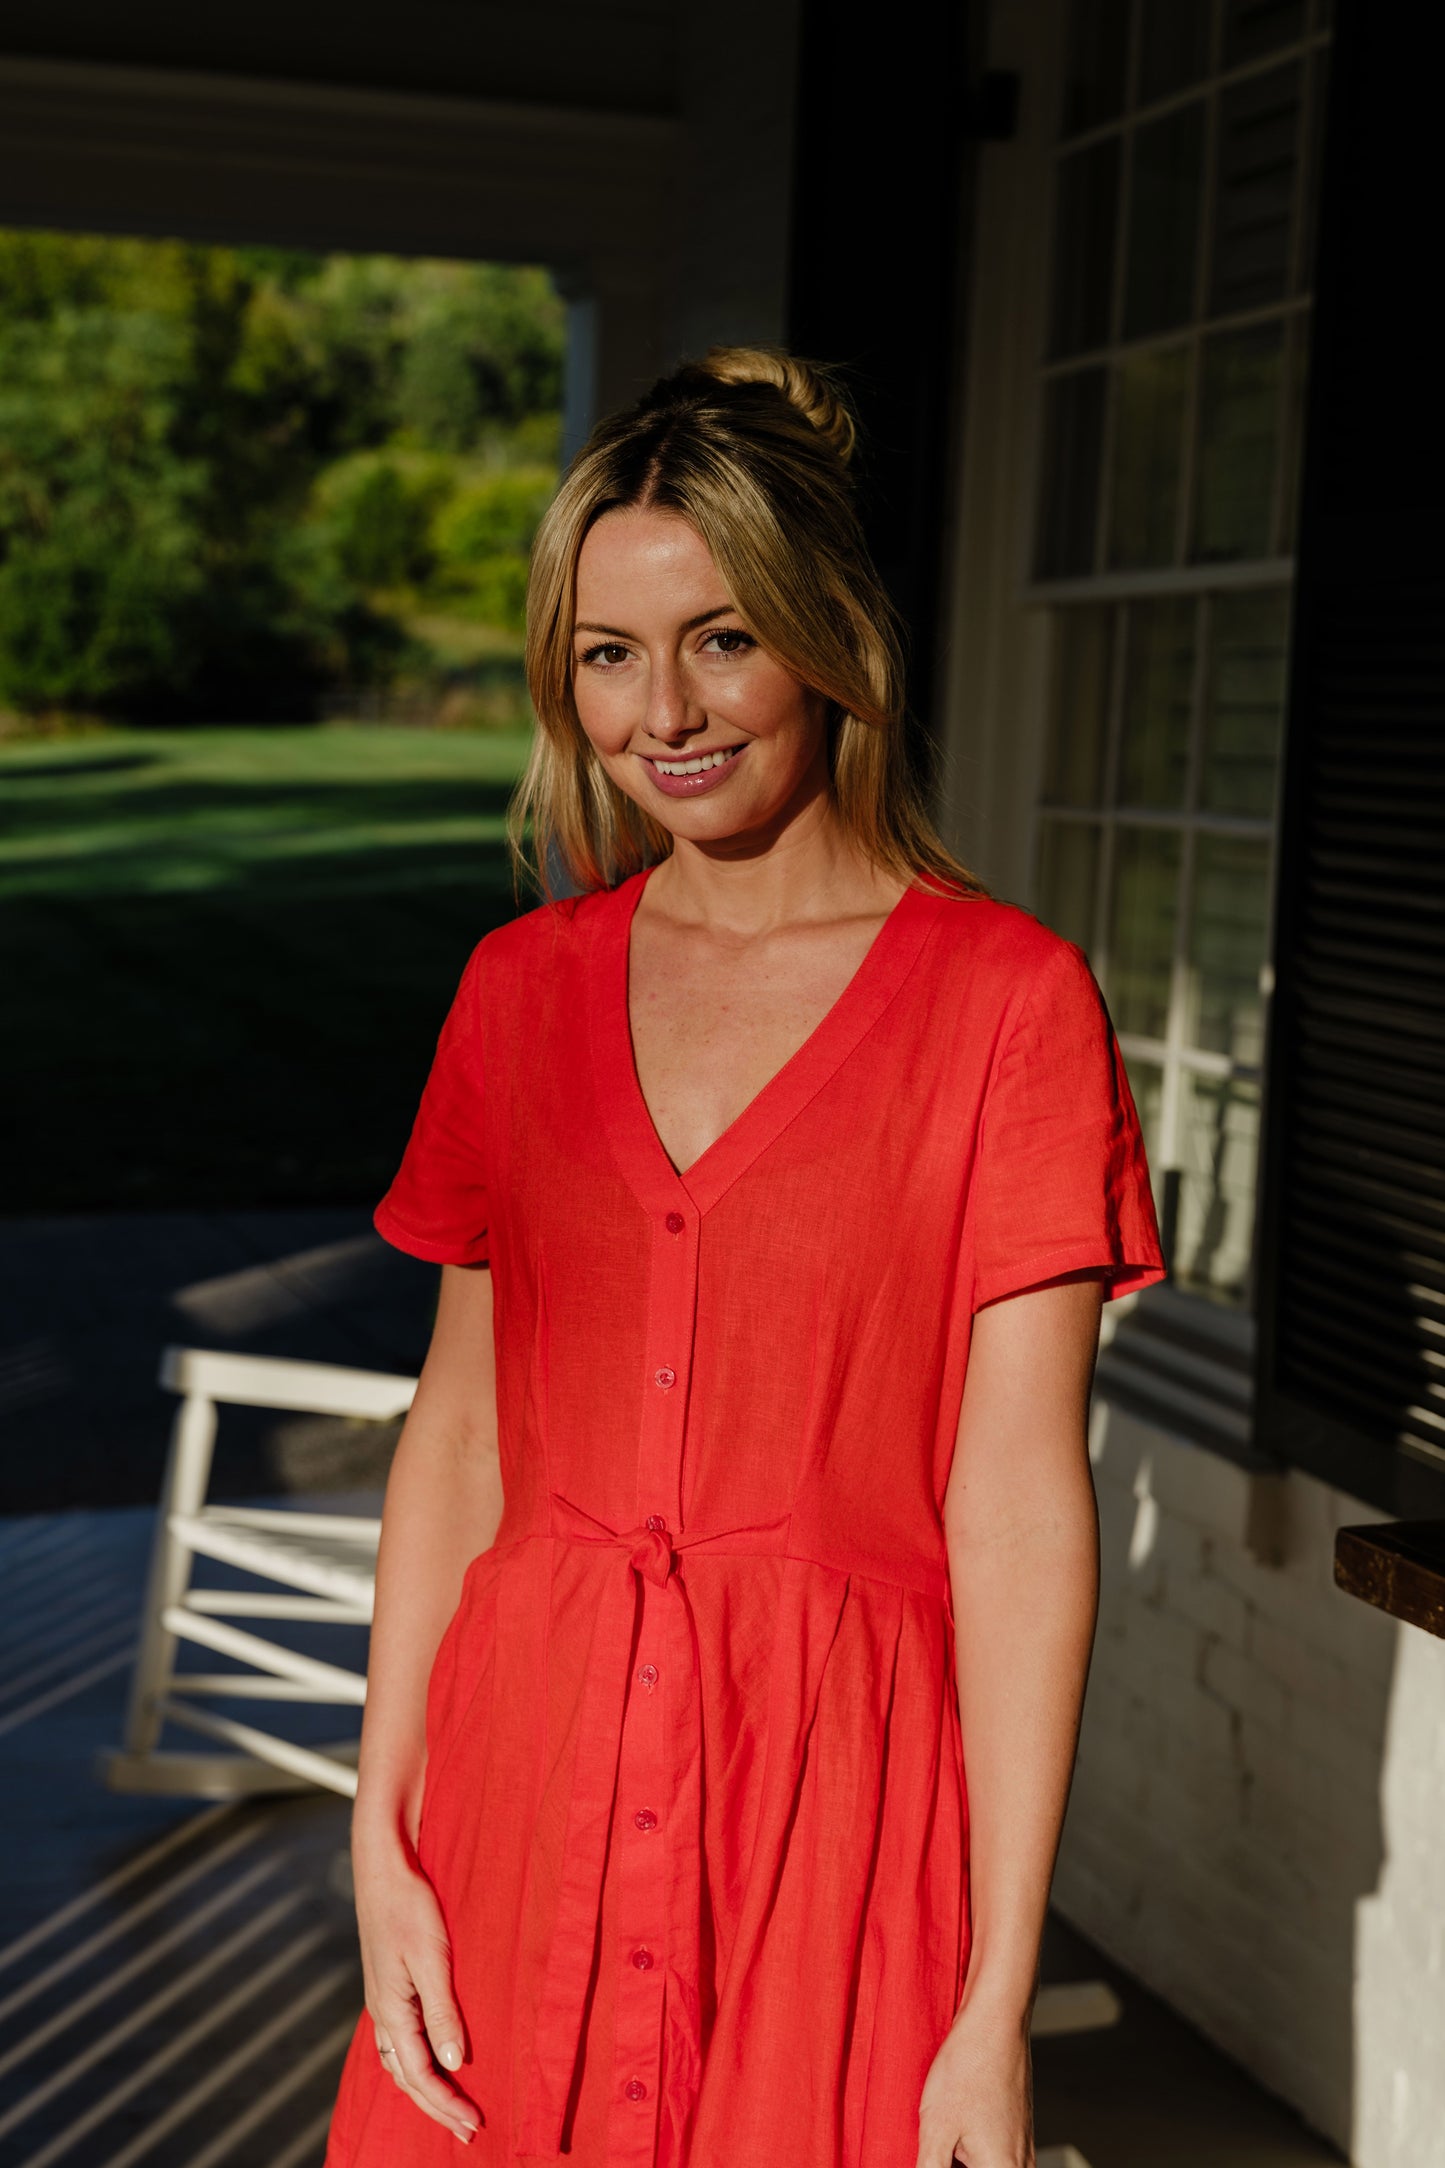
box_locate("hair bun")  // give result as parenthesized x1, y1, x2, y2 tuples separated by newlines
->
(697, 345, 858, 468)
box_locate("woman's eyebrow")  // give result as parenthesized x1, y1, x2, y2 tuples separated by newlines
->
(573, 605, 739, 640)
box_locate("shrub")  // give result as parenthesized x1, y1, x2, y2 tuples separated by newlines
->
(310, 455, 452, 591)
(428, 468, 555, 630)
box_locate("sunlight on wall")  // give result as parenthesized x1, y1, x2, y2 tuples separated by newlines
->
(1352, 1619, 1445, 2168)
(1127, 1451, 1159, 1573)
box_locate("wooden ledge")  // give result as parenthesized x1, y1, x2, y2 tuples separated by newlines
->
(1335, 1522, 1445, 1639)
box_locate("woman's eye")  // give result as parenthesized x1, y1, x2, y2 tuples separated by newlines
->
(701, 628, 754, 656)
(580, 642, 632, 667)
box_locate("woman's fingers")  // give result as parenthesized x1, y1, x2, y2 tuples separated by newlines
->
(412, 1940, 468, 2074)
(373, 1998, 479, 2142)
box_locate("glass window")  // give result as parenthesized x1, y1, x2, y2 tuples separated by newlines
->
(1138, 0, 1214, 102)
(1063, 0, 1132, 136)
(1044, 606, 1114, 806)
(1210, 64, 1303, 316)
(1119, 599, 1195, 808)
(1030, 0, 1327, 1314)
(1109, 827, 1182, 1039)
(1107, 345, 1190, 567)
(1037, 820, 1102, 951)
(1223, 0, 1307, 68)
(1202, 590, 1289, 814)
(1037, 368, 1106, 578)
(1123, 102, 1206, 339)
(1051, 139, 1121, 357)
(1173, 1072, 1262, 1302)
(1126, 1056, 1167, 1176)
(1186, 835, 1273, 1063)
(1193, 324, 1284, 561)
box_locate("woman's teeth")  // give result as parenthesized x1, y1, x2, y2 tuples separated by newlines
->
(652, 747, 742, 776)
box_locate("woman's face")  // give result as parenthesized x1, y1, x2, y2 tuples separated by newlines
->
(570, 507, 830, 853)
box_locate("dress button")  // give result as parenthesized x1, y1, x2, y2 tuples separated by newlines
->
(645, 1515, 667, 1533)
(654, 1366, 676, 1390)
(665, 1211, 685, 1235)
(637, 1662, 659, 1689)
(631, 1946, 654, 1970)
(624, 2077, 648, 2102)
(633, 1807, 658, 1832)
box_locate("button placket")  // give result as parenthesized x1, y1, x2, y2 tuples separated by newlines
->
(609, 1549, 670, 2159)
(606, 1203, 698, 2158)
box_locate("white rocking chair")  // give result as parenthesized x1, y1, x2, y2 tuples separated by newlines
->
(102, 1344, 416, 1801)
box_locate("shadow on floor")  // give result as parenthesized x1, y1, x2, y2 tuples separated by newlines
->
(1034, 1911, 1346, 2167)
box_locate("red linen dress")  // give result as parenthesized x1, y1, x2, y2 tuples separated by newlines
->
(326, 868, 1165, 2168)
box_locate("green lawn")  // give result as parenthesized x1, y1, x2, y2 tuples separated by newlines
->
(1, 724, 534, 1213)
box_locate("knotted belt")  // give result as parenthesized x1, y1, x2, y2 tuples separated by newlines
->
(515, 1492, 792, 2158)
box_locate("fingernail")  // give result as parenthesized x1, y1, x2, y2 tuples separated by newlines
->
(439, 2041, 463, 2071)
(453, 2126, 476, 2144)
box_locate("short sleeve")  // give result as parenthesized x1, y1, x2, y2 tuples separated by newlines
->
(970, 937, 1166, 1311)
(373, 945, 490, 1267)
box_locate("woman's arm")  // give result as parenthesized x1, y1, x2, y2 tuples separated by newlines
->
(916, 1270, 1105, 2168)
(351, 1260, 504, 2145)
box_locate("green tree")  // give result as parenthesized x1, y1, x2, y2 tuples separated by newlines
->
(0, 230, 564, 717)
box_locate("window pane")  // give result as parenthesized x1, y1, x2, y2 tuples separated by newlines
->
(1210, 64, 1303, 315)
(1044, 607, 1114, 805)
(1139, 0, 1214, 101)
(1173, 1072, 1261, 1304)
(1109, 826, 1181, 1039)
(1123, 103, 1205, 339)
(1192, 324, 1284, 562)
(1203, 590, 1289, 814)
(1037, 367, 1106, 578)
(1123, 1055, 1166, 1176)
(1063, 0, 1131, 136)
(1106, 345, 1189, 568)
(1050, 140, 1121, 357)
(1120, 598, 1195, 808)
(1037, 819, 1102, 950)
(1185, 834, 1272, 1063)
(1223, 0, 1306, 67)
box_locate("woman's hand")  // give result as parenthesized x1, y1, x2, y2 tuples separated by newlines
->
(915, 1997, 1034, 2168)
(355, 1832, 479, 2145)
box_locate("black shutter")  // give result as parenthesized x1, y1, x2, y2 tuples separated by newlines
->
(1257, 0, 1445, 1513)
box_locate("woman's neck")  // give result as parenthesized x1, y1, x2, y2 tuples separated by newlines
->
(645, 798, 905, 938)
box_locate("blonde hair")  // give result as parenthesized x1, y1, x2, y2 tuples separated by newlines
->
(509, 344, 984, 901)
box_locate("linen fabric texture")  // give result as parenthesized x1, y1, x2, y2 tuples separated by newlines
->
(325, 870, 1165, 2168)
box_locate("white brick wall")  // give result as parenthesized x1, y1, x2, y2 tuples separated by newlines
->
(1054, 1401, 1445, 2168)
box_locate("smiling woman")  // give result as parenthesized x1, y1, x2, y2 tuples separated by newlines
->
(509, 347, 976, 898)
(326, 347, 1165, 2168)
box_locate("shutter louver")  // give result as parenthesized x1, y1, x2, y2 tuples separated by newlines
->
(1272, 581, 1445, 1474)
(1256, 0, 1445, 1513)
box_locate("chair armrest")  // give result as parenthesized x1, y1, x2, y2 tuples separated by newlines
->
(159, 1344, 418, 1421)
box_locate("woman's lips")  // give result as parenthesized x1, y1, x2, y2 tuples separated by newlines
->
(639, 744, 748, 799)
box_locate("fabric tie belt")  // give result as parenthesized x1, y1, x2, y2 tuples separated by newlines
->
(516, 1493, 792, 2158)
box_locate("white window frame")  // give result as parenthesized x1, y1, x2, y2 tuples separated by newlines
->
(939, 0, 1332, 1340)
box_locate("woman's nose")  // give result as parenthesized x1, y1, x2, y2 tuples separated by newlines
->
(643, 660, 701, 744)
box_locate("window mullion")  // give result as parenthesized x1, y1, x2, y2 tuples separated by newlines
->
(1091, 599, 1130, 987)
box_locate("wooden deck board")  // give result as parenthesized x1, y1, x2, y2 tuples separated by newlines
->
(0, 1507, 364, 2168)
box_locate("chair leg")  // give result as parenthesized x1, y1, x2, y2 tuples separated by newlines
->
(116, 1391, 217, 1762)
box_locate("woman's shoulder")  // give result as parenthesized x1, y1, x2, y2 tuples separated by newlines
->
(918, 889, 1113, 1075)
(921, 886, 1089, 992)
(456, 879, 631, 998)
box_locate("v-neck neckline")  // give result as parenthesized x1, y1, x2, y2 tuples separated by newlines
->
(589, 863, 946, 1218)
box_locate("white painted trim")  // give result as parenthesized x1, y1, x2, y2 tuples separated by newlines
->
(0, 52, 679, 411)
